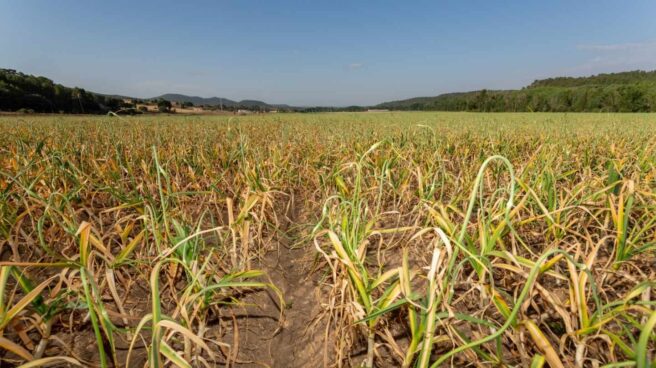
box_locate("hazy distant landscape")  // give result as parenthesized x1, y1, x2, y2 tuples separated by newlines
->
(2, 68, 656, 114)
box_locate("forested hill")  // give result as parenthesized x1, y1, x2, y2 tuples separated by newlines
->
(0, 69, 291, 113)
(0, 69, 130, 113)
(377, 70, 656, 112)
(3, 68, 656, 113)
(528, 70, 656, 88)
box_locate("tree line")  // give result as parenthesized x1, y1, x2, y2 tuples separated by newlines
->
(377, 70, 656, 112)
(4, 68, 656, 114)
(0, 69, 136, 113)
(0, 68, 300, 114)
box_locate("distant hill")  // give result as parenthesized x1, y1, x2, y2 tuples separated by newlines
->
(153, 94, 237, 107)
(237, 99, 269, 108)
(0, 68, 131, 113)
(4, 68, 656, 114)
(377, 70, 656, 112)
(153, 94, 276, 110)
(0, 69, 294, 114)
(528, 70, 656, 88)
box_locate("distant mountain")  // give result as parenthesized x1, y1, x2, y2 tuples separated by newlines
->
(237, 99, 269, 108)
(153, 94, 237, 107)
(0, 68, 337, 113)
(153, 94, 275, 109)
(5, 67, 656, 114)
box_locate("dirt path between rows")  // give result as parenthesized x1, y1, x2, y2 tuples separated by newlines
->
(234, 203, 327, 367)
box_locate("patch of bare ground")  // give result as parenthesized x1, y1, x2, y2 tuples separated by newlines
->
(230, 201, 328, 368)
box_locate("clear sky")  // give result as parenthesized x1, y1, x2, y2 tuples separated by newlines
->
(1, 0, 655, 106)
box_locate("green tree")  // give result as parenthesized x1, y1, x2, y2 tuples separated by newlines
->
(157, 99, 172, 113)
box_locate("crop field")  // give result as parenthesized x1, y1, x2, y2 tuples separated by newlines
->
(0, 112, 655, 367)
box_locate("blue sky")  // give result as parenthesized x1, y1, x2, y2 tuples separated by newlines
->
(1, 1, 655, 106)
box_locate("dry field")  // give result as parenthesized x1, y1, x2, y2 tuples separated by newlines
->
(0, 112, 655, 367)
